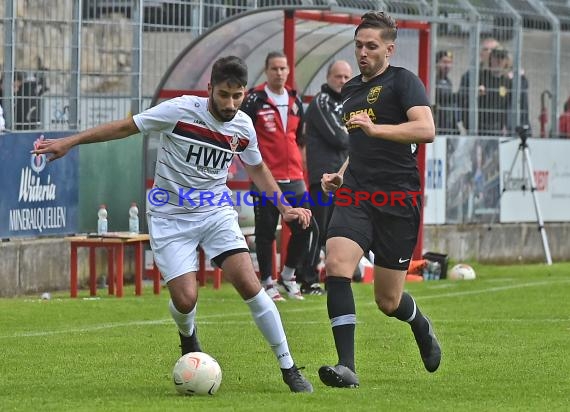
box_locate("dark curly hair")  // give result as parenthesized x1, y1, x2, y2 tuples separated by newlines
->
(210, 56, 248, 88)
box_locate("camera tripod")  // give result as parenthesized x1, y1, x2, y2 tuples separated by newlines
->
(501, 125, 552, 265)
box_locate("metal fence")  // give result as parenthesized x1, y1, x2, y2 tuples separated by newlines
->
(1, 0, 569, 137)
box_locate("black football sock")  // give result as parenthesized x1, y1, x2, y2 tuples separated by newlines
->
(388, 292, 428, 335)
(326, 276, 356, 372)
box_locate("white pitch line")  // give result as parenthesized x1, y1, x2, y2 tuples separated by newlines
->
(0, 307, 315, 339)
(434, 318, 570, 323)
(414, 279, 570, 301)
(3, 279, 569, 339)
(2, 319, 173, 338)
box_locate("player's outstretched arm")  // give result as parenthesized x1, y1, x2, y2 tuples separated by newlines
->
(243, 161, 311, 229)
(32, 117, 140, 162)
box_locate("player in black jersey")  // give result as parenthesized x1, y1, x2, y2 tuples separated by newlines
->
(318, 11, 442, 388)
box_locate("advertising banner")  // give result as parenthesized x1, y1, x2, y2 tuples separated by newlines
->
(499, 138, 570, 222)
(445, 137, 500, 224)
(0, 132, 78, 238)
(423, 136, 447, 224)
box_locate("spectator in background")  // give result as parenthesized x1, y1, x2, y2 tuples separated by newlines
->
(241, 51, 311, 302)
(506, 53, 531, 132)
(478, 48, 512, 136)
(479, 38, 501, 70)
(457, 37, 501, 133)
(15, 72, 41, 130)
(559, 97, 570, 139)
(300, 60, 353, 296)
(434, 50, 459, 134)
(0, 73, 24, 132)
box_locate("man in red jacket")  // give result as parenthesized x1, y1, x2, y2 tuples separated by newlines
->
(241, 51, 310, 301)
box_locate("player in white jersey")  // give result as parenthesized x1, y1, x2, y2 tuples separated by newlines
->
(141, 93, 259, 218)
(33, 56, 314, 393)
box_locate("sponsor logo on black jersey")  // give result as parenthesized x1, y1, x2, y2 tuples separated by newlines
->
(367, 86, 383, 104)
(342, 108, 377, 130)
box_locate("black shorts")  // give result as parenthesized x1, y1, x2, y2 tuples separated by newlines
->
(327, 191, 421, 270)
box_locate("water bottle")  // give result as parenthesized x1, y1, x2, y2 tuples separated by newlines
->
(128, 202, 139, 234)
(432, 261, 441, 280)
(422, 262, 431, 281)
(97, 205, 108, 235)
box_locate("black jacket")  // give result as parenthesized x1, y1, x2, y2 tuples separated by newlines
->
(305, 84, 349, 186)
(435, 74, 458, 134)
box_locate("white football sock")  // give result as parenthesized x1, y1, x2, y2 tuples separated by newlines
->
(169, 299, 196, 337)
(281, 265, 296, 281)
(246, 289, 294, 369)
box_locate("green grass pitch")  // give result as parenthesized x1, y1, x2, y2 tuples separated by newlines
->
(1, 262, 569, 411)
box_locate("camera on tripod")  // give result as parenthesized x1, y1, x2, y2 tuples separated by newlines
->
(504, 123, 553, 265)
(515, 124, 531, 144)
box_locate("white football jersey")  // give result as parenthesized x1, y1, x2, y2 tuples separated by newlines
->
(133, 95, 262, 220)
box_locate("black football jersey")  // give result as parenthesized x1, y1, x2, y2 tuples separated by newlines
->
(341, 66, 430, 193)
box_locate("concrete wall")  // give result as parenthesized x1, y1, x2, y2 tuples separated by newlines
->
(0, 238, 139, 298)
(424, 223, 569, 263)
(0, 238, 70, 297)
(1, 222, 568, 297)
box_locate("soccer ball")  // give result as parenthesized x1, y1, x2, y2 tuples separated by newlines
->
(448, 263, 476, 280)
(172, 352, 222, 396)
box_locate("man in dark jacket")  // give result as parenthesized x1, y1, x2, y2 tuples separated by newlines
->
(457, 37, 500, 133)
(477, 47, 511, 136)
(301, 60, 353, 295)
(434, 50, 458, 134)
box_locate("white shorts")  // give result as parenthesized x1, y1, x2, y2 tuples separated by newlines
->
(147, 208, 248, 283)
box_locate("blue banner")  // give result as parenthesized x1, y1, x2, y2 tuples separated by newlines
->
(0, 132, 78, 238)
